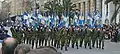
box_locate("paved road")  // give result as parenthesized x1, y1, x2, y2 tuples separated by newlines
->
(1, 40, 120, 54)
(57, 40, 120, 54)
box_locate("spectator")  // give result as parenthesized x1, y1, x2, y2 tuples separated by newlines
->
(2, 37, 18, 54)
(14, 44, 32, 54)
(27, 46, 61, 54)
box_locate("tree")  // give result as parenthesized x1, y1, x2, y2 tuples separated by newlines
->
(44, 0, 76, 25)
(105, 0, 120, 23)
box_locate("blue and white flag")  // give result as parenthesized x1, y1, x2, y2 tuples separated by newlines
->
(50, 15, 54, 27)
(87, 12, 92, 25)
(32, 10, 38, 20)
(23, 12, 28, 20)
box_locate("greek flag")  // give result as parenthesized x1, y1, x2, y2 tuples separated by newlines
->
(23, 12, 28, 20)
(23, 12, 29, 25)
(38, 10, 43, 22)
(32, 10, 38, 20)
(74, 14, 78, 26)
(87, 12, 92, 27)
(50, 15, 54, 27)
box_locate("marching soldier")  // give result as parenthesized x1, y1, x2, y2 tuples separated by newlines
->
(67, 28, 71, 47)
(99, 28, 105, 49)
(88, 28, 92, 49)
(92, 28, 97, 48)
(51, 28, 54, 46)
(24, 28, 29, 44)
(79, 28, 84, 47)
(54, 28, 57, 47)
(84, 25, 89, 48)
(64, 27, 68, 51)
(35, 28, 39, 48)
(48, 28, 51, 46)
(96, 28, 100, 48)
(56, 28, 61, 49)
(60, 28, 65, 50)
(71, 26, 75, 48)
(28, 28, 32, 45)
(38, 26, 42, 46)
(44, 27, 48, 46)
(31, 28, 36, 49)
(75, 27, 79, 49)
(41, 27, 45, 46)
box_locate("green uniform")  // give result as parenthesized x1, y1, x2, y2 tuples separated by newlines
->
(35, 29, 39, 48)
(60, 29, 65, 50)
(92, 29, 97, 48)
(17, 29, 23, 44)
(79, 29, 84, 47)
(75, 30, 79, 49)
(38, 29, 42, 46)
(84, 28, 89, 48)
(64, 30, 68, 51)
(96, 30, 100, 48)
(88, 29, 92, 49)
(99, 30, 104, 49)
(71, 32, 76, 48)
(67, 30, 71, 47)
(54, 30, 57, 47)
(56, 30, 61, 49)
(44, 29, 49, 46)
(31, 30, 36, 49)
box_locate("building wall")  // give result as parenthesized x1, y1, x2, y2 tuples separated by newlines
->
(0, 1, 2, 11)
(72, 0, 120, 24)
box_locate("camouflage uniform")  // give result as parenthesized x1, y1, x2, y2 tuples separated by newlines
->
(56, 29, 61, 49)
(60, 29, 65, 50)
(88, 29, 92, 49)
(38, 28, 42, 46)
(64, 29, 68, 51)
(99, 29, 105, 49)
(84, 28, 90, 48)
(92, 29, 97, 48)
(96, 29, 100, 48)
(75, 30, 79, 49)
(44, 28, 49, 46)
(79, 29, 84, 47)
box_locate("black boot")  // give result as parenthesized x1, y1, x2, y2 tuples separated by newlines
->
(72, 44, 74, 48)
(65, 46, 68, 51)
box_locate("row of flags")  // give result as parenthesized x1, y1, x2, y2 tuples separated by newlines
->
(18, 9, 102, 28)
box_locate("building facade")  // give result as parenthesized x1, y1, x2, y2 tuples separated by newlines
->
(72, 0, 120, 24)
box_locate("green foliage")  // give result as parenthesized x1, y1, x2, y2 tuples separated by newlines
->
(44, 0, 76, 15)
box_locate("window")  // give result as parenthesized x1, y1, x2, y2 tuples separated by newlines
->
(88, 0, 90, 13)
(83, 2, 85, 20)
(78, 3, 81, 11)
(106, 3, 108, 16)
(94, 0, 96, 11)
(101, 0, 102, 16)
(78, 3, 81, 15)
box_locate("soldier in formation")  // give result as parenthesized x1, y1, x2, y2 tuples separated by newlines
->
(10, 24, 105, 51)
